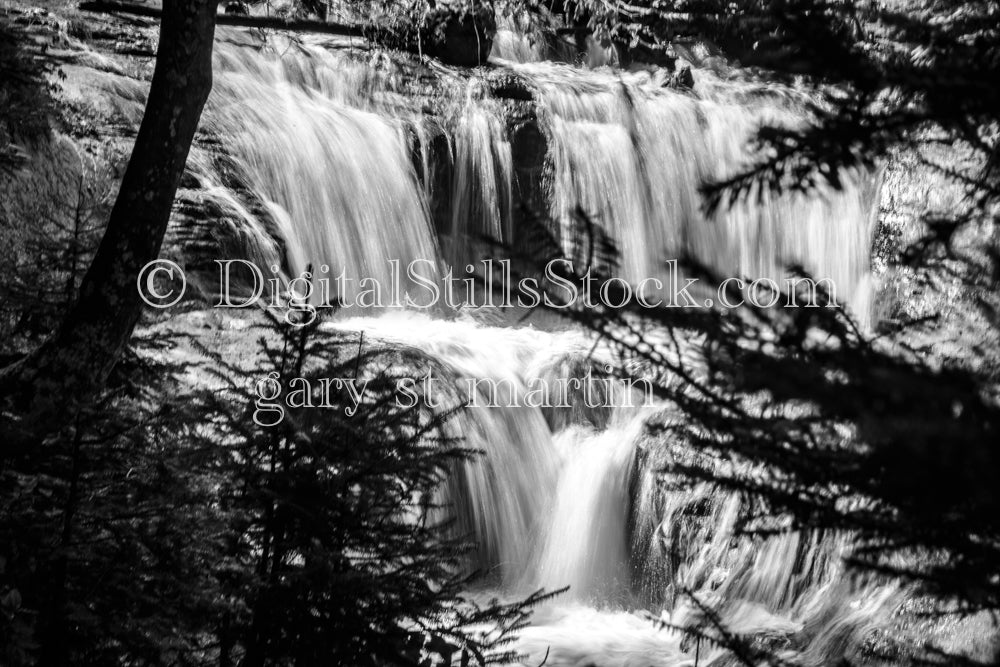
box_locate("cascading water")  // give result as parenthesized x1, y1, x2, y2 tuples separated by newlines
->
(447, 81, 514, 264)
(532, 415, 647, 605)
(186, 30, 919, 666)
(491, 12, 548, 64)
(330, 313, 904, 666)
(520, 63, 879, 320)
(190, 33, 444, 303)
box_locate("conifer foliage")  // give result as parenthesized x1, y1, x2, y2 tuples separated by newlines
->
(1, 310, 547, 665)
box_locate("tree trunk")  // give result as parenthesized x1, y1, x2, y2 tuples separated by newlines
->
(0, 0, 219, 447)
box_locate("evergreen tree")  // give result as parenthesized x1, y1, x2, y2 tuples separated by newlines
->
(193, 311, 548, 666)
(499, 0, 1000, 656)
(1, 307, 550, 665)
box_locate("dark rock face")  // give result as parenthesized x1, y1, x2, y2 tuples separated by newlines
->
(415, 126, 456, 237)
(509, 110, 549, 244)
(672, 65, 694, 89)
(405, 66, 550, 252)
(616, 43, 678, 70)
(487, 70, 535, 102)
(421, 3, 496, 67)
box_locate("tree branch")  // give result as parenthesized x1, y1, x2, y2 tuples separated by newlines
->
(78, 0, 366, 38)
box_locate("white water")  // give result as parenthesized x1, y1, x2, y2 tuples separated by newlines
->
(190, 34, 444, 303)
(448, 81, 514, 264)
(195, 34, 878, 318)
(333, 313, 902, 667)
(189, 32, 914, 666)
(520, 63, 878, 317)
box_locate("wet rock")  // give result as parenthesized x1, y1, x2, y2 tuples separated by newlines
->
(616, 43, 678, 70)
(672, 64, 694, 89)
(420, 3, 496, 67)
(487, 70, 535, 102)
(167, 186, 287, 291)
(511, 120, 545, 201)
(416, 127, 455, 236)
(509, 111, 550, 249)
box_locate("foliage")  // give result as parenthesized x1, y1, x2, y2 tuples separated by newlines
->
(0, 332, 227, 666)
(0, 138, 120, 353)
(1, 4, 547, 663)
(192, 311, 547, 666)
(0, 12, 61, 174)
(480, 2, 1000, 660)
(0, 300, 549, 665)
(500, 200, 1000, 662)
(540, 0, 999, 249)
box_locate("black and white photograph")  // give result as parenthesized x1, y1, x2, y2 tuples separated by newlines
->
(1, 0, 998, 664)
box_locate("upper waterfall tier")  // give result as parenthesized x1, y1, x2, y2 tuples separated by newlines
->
(182, 32, 879, 322)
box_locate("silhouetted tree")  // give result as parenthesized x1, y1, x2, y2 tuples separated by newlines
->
(1, 307, 551, 665)
(195, 312, 551, 666)
(1, 0, 221, 450)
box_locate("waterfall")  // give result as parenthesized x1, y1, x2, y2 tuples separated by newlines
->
(331, 315, 574, 584)
(330, 313, 902, 667)
(521, 63, 878, 320)
(532, 415, 646, 604)
(189, 34, 444, 304)
(447, 82, 514, 265)
(491, 12, 548, 64)
(185, 30, 903, 666)
(194, 35, 878, 320)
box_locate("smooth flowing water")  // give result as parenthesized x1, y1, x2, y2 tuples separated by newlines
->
(189, 31, 909, 665)
(524, 63, 879, 313)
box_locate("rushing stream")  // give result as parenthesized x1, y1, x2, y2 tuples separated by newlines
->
(183, 28, 914, 665)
